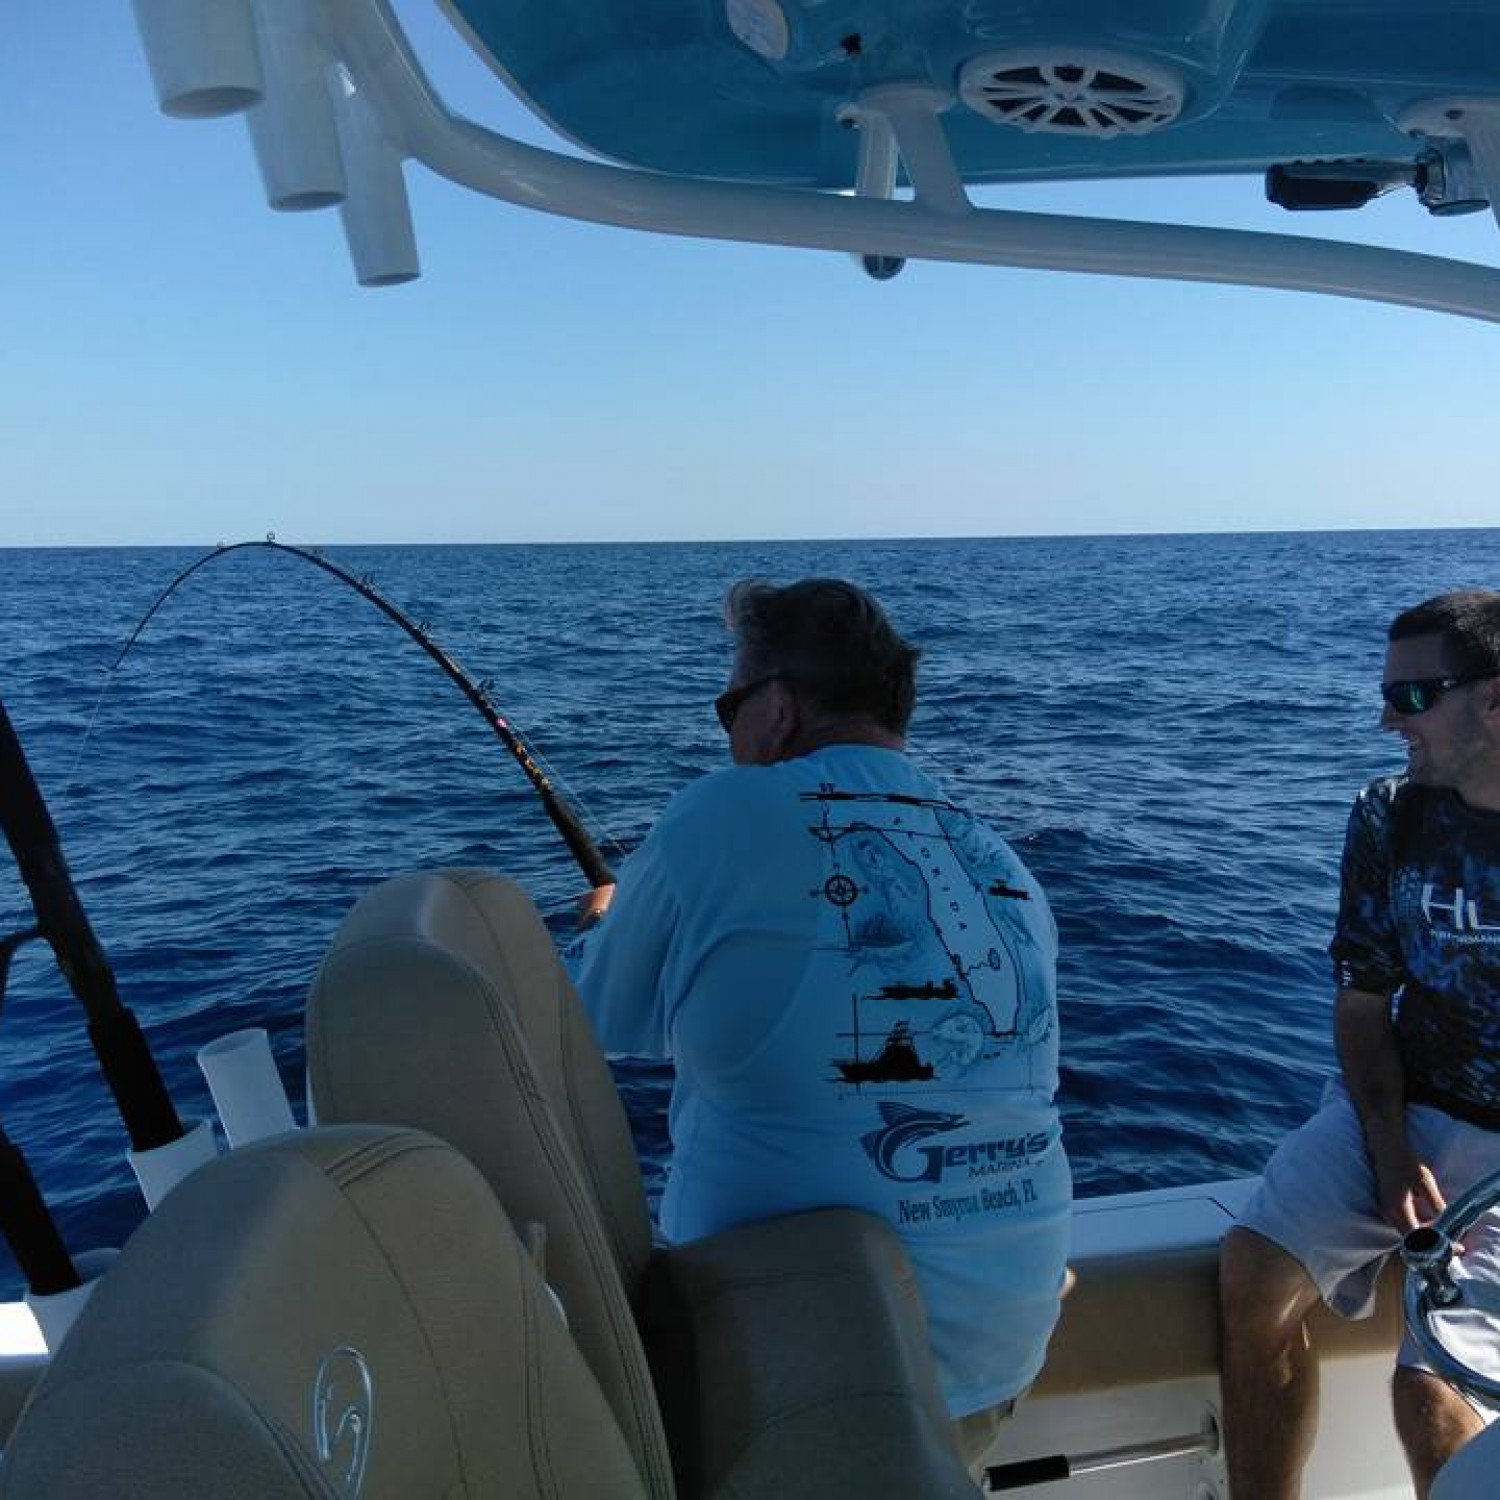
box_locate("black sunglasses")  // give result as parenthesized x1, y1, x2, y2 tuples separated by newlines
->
(714, 673, 785, 733)
(1381, 673, 1492, 716)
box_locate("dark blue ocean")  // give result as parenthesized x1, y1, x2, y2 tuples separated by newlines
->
(0, 532, 1494, 1296)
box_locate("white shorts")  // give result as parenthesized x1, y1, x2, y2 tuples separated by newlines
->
(1240, 1079, 1500, 1405)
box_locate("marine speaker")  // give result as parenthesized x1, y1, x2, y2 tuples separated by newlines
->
(958, 48, 1184, 138)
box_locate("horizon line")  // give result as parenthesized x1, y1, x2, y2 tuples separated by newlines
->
(2, 522, 1496, 552)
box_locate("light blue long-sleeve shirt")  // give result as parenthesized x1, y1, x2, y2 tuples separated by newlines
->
(566, 744, 1070, 1416)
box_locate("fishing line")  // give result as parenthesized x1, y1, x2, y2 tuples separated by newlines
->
(108, 539, 617, 887)
(449, 673, 633, 862)
(510, 732, 633, 863)
(908, 694, 980, 781)
(48, 677, 120, 830)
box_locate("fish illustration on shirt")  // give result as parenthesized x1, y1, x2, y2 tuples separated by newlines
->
(859, 1101, 970, 1182)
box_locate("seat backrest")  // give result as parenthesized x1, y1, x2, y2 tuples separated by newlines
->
(1432, 1418, 1500, 1500)
(305, 868, 674, 1500)
(0, 1126, 649, 1500)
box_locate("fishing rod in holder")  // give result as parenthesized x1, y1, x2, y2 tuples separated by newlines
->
(0, 695, 191, 1300)
(117, 539, 616, 889)
(0, 913, 75, 1293)
(0, 699, 185, 1157)
(0, 539, 614, 1316)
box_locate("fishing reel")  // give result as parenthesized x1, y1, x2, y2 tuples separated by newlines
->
(1401, 1165, 1500, 1402)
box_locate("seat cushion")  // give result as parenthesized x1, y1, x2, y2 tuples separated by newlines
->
(643, 1207, 976, 1500)
(0, 1127, 649, 1500)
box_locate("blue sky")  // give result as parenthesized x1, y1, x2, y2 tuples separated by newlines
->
(3, 2, 1498, 546)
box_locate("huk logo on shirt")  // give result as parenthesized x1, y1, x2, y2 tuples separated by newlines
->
(1421, 884, 1500, 935)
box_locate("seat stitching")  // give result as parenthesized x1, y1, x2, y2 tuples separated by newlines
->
(520, 1246, 560, 1494)
(442, 874, 673, 1495)
(329, 1160, 479, 1497)
(469, 979, 675, 1497)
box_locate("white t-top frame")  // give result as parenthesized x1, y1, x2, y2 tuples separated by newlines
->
(133, 0, 1500, 321)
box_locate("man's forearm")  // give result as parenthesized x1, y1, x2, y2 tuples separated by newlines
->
(1334, 986, 1448, 1227)
(1333, 986, 1407, 1150)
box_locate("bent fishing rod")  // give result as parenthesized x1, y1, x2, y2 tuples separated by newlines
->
(116, 540, 616, 889)
(0, 540, 616, 1293)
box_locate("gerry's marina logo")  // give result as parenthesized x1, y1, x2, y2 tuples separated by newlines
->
(860, 1101, 1048, 1183)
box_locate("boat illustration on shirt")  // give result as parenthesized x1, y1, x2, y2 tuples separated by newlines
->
(834, 1020, 936, 1083)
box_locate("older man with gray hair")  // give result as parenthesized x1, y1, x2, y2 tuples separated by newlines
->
(568, 576, 1070, 1465)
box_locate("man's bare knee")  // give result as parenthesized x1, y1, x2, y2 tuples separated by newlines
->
(1220, 1227, 1320, 1342)
(1219, 1228, 1323, 1500)
(1392, 1366, 1481, 1431)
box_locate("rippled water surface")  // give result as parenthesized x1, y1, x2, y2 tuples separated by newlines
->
(1, 532, 1495, 1293)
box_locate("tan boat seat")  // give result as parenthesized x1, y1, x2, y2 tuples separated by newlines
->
(0, 1126, 650, 1498)
(642, 1206, 979, 1498)
(306, 869, 673, 1496)
(306, 868, 977, 1500)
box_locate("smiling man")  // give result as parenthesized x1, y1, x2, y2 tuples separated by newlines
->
(567, 577, 1070, 1468)
(1219, 589, 1500, 1500)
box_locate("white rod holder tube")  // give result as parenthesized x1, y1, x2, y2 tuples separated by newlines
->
(246, 0, 347, 210)
(128, 1116, 219, 1211)
(131, 0, 264, 119)
(336, 82, 420, 285)
(198, 1028, 297, 1148)
(23, 1249, 121, 1355)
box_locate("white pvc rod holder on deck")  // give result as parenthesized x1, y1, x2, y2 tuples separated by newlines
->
(131, 0, 264, 119)
(128, 1116, 219, 1211)
(23, 1248, 121, 1355)
(198, 1028, 297, 1148)
(246, 0, 347, 210)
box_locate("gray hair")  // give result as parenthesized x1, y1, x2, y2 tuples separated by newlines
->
(723, 576, 920, 734)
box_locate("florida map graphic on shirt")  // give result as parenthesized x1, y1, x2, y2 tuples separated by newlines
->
(803, 785, 1053, 1095)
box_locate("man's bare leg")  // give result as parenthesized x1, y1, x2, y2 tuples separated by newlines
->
(1392, 1367, 1483, 1499)
(1219, 1227, 1325, 1499)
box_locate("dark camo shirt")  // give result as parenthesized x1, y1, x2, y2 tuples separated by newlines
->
(1330, 775, 1500, 1126)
